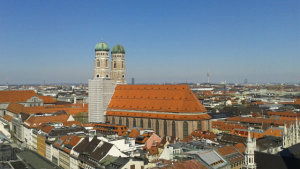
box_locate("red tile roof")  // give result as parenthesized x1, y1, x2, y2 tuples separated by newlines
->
(234, 143, 246, 153)
(3, 114, 12, 122)
(189, 130, 216, 141)
(24, 114, 72, 128)
(39, 124, 54, 134)
(38, 96, 56, 104)
(217, 145, 238, 156)
(108, 85, 207, 113)
(128, 129, 140, 138)
(6, 103, 25, 114)
(0, 90, 37, 103)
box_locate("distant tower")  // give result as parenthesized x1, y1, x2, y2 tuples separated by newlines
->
(244, 78, 248, 85)
(131, 78, 135, 85)
(111, 45, 126, 84)
(207, 72, 210, 84)
(243, 128, 256, 169)
(94, 42, 110, 79)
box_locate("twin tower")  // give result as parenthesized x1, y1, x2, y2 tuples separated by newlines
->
(94, 42, 126, 84)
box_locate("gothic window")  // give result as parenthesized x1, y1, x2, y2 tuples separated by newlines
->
(112, 117, 115, 124)
(183, 121, 188, 138)
(172, 121, 176, 137)
(156, 120, 159, 133)
(133, 118, 136, 128)
(122, 61, 124, 68)
(164, 120, 167, 136)
(148, 119, 151, 129)
(119, 118, 122, 125)
(105, 59, 108, 68)
(97, 60, 100, 67)
(126, 118, 129, 127)
(141, 119, 144, 128)
(197, 121, 202, 130)
(114, 61, 116, 68)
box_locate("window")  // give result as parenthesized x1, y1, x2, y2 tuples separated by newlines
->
(126, 118, 129, 127)
(112, 117, 115, 124)
(119, 118, 122, 125)
(97, 75, 99, 78)
(114, 61, 116, 68)
(105, 59, 108, 67)
(156, 120, 159, 133)
(97, 60, 100, 67)
(183, 121, 188, 138)
(122, 61, 124, 68)
(148, 119, 151, 128)
(172, 121, 176, 137)
(197, 122, 202, 130)
(164, 120, 167, 136)
(133, 118, 136, 128)
(141, 119, 144, 128)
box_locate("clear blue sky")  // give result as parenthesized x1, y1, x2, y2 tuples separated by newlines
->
(0, 0, 299, 84)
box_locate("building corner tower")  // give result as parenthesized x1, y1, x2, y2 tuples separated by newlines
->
(88, 42, 116, 123)
(111, 44, 126, 84)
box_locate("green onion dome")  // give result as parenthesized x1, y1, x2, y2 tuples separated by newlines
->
(111, 44, 125, 54)
(95, 42, 110, 52)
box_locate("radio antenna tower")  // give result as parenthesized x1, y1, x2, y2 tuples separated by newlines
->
(207, 72, 210, 84)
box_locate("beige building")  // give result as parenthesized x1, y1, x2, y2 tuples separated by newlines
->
(111, 45, 126, 84)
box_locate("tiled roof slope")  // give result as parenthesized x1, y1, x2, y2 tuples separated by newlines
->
(108, 85, 206, 113)
(24, 114, 71, 128)
(6, 103, 25, 114)
(3, 115, 12, 122)
(38, 96, 56, 104)
(0, 90, 37, 103)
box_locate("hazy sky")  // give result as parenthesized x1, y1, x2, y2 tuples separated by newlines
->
(0, 0, 299, 84)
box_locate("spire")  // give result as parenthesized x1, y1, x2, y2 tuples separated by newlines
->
(248, 128, 252, 142)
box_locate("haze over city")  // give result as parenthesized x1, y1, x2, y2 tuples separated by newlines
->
(0, 0, 299, 84)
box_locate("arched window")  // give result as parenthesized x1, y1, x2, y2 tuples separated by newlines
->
(164, 120, 167, 136)
(119, 118, 122, 125)
(156, 120, 159, 134)
(114, 61, 116, 68)
(133, 118, 136, 128)
(105, 59, 108, 68)
(97, 60, 100, 67)
(126, 118, 129, 127)
(197, 121, 202, 130)
(122, 61, 124, 68)
(141, 119, 144, 128)
(148, 119, 151, 129)
(183, 121, 189, 138)
(112, 117, 115, 124)
(172, 121, 176, 137)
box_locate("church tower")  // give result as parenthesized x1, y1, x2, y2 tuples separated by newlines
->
(94, 42, 110, 79)
(243, 128, 256, 169)
(111, 44, 126, 84)
(89, 42, 116, 123)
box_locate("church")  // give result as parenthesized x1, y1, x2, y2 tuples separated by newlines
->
(88, 42, 211, 139)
